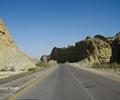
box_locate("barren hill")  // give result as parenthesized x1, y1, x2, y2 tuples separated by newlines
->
(0, 19, 36, 71)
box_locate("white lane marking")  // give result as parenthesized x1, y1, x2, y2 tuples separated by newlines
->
(66, 66, 96, 100)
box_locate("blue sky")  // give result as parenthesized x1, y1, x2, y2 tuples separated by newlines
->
(0, 0, 120, 58)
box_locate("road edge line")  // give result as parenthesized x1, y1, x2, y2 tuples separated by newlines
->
(7, 66, 58, 100)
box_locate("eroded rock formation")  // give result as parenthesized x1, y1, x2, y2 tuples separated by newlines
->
(110, 32, 120, 64)
(0, 19, 36, 71)
(50, 34, 112, 64)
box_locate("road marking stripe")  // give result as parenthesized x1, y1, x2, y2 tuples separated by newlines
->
(8, 76, 41, 100)
(8, 67, 58, 100)
(66, 66, 96, 100)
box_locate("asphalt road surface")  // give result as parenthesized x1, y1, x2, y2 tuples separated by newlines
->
(11, 64, 120, 100)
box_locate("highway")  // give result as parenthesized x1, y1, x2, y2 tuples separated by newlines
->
(9, 64, 120, 100)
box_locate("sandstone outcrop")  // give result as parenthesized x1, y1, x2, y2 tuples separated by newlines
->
(50, 35, 112, 64)
(0, 19, 36, 71)
(110, 32, 120, 64)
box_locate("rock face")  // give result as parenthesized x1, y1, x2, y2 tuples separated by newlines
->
(0, 19, 36, 71)
(110, 32, 120, 64)
(50, 35, 112, 64)
(40, 55, 50, 62)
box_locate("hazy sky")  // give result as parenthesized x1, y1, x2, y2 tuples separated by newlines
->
(0, 0, 120, 58)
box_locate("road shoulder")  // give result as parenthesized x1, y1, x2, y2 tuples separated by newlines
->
(68, 63, 120, 83)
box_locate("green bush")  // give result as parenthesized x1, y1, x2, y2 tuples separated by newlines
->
(36, 61, 50, 68)
(0, 69, 7, 71)
(28, 67, 38, 71)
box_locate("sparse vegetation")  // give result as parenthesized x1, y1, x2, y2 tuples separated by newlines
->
(92, 63, 110, 68)
(9, 66, 15, 71)
(91, 62, 120, 72)
(20, 68, 26, 71)
(36, 61, 50, 68)
(28, 67, 38, 71)
(110, 63, 120, 72)
(0, 68, 7, 71)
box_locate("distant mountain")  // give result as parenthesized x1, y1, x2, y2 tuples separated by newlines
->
(0, 19, 36, 71)
(50, 33, 120, 65)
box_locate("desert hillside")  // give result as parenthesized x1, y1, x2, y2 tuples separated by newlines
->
(0, 19, 36, 71)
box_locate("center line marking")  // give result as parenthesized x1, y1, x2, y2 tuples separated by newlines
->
(66, 66, 96, 100)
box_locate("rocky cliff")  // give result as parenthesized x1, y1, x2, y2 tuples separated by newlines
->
(0, 19, 36, 71)
(110, 32, 120, 64)
(50, 35, 112, 65)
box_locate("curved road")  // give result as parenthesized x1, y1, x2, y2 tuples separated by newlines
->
(9, 64, 120, 100)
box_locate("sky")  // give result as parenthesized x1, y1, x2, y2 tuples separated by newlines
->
(0, 0, 120, 58)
